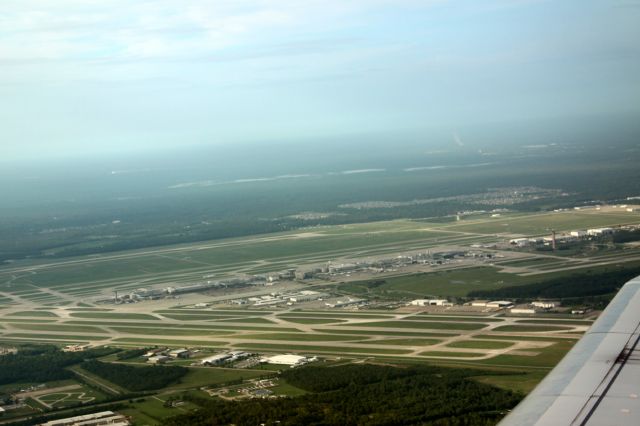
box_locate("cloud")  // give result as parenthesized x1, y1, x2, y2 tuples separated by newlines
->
(0, 0, 450, 66)
(476, 0, 552, 11)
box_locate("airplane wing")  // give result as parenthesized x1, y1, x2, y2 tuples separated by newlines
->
(499, 275, 640, 426)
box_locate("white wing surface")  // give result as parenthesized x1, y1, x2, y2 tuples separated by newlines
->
(499, 275, 640, 426)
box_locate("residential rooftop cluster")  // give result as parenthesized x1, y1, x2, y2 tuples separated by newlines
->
(338, 186, 564, 209)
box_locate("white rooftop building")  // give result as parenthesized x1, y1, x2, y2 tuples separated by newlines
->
(510, 307, 536, 315)
(486, 300, 514, 308)
(147, 355, 170, 364)
(200, 353, 232, 365)
(40, 411, 130, 426)
(262, 354, 310, 366)
(168, 348, 190, 358)
(532, 301, 559, 309)
(509, 238, 531, 247)
(409, 299, 451, 306)
(587, 227, 614, 236)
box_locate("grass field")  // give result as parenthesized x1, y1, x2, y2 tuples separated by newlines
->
(269, 381, 308, 397)
(121, 396, 203, 425)
(147, 324, 302, 332)
(419, 351, 483, 358)
(471, 334, 580, 342)
(279, 317, 347, 324)
(0, 221, 456, 295)
(234, 342, 413, 355)
(445, 340, 515, 349)
(2, 333, 107, 341)
(316, 329, 460, 337)
(159, 313, 271, 321)
(233, 333, 361, 342)
(6, 310, 59, 317)
(157, 309, 274, 316)
(477, 340, 577, 368)
(473, 370, 548, 394)
(166, 367, 270, 390)
(69, 312, 159, 320)
(66, 307, 113, 311)
(444, 211, 639, 235)
(113, 337, 229, 347)
(345, 320, 489, 330)
(414, 314, 504, 322)
(66, 320, 236, 331)
(364, 338, 440, 346)
(338, 267, 538, 298)
(515, 319, 594, 326)
(37, 386, 104, 409)
(216, 317, 277, 324)
(280, 311, 394, 318)
(492, 325, 575, 332)
(0, 297, 584, 375)
(109, 327, 226, 337)
(498, 258, 561, 267)
(7, 323, 108, 334)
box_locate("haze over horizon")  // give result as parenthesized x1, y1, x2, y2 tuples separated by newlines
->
(2, 0, 640, 161)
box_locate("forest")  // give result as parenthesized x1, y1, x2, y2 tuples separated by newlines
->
(163, 364, 522, 426)
(2, 122, 640, 263)
(82, 360, 187, 392)
(468, 266, 640, 302)
(0, 345, 117, 385)
(613, 229, 640, 244)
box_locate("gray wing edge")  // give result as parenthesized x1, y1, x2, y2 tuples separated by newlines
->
(498, 275, 640, 426)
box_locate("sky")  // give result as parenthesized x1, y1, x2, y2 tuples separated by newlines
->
(1, 0, 639, 161)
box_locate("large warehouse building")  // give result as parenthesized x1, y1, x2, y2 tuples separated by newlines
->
(262, 354, 311, 366)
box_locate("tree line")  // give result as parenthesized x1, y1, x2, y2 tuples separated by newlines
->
(468, 266, 640, 301)
(0, 345, 117, 386)
(82, 360, 187, 392)
(163, 364, 522, 426)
